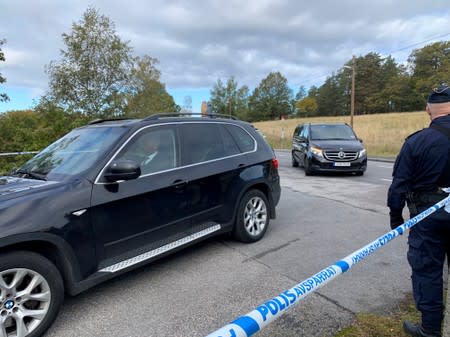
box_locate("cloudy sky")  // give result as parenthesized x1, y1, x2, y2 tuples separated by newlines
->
(1, 0, 449, 113)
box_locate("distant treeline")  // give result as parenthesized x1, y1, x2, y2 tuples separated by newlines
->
(209, 41, 450, 121)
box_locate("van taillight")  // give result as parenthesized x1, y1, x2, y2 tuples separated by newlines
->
(271, 158, 279, 169)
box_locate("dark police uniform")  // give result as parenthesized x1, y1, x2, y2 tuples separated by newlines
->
(388, 86, 450, 336)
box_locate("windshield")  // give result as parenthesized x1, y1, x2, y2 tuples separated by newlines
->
(17, 126, 127, 180)
(310, 125, 356, 140)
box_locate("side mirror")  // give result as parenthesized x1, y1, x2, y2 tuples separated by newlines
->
(358, 138, 363, 143)
(104, 160, 141, 182)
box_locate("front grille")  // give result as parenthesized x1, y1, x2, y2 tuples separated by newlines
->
(324, 150, 358, 161)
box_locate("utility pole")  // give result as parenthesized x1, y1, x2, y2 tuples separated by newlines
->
(350, 55, 355, 128)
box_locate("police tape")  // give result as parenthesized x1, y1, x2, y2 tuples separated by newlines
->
(205, 193, 450, 337)
(0, 151, 39, 157)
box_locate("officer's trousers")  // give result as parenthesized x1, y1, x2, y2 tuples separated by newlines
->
(407, 206, 450, 332)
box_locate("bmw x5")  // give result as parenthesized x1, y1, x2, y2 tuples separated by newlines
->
(0, 113, 281, 337)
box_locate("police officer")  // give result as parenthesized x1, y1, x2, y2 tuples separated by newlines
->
(388, 85, 450, 337)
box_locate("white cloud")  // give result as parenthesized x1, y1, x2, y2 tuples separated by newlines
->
(2, 48, 32, 67)
(1, 0, 450, 111)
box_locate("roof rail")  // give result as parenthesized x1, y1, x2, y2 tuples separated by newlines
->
(88, 118, 130, 125)
(142, 112, 237, 121)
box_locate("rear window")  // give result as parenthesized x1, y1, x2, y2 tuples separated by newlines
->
(180, 123, 255, 165)
(181, 124, 227, 165)
(224, 124, 256, 153)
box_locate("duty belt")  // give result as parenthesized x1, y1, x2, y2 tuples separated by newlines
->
(408, 188, 450, 207)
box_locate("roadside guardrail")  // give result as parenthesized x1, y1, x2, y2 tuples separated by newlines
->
(206, 192, 450, 337)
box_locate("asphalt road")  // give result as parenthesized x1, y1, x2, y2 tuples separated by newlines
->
(44, 154, 414, 337)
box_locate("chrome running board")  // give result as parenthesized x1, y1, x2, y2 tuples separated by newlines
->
(99, 224, 221, 273)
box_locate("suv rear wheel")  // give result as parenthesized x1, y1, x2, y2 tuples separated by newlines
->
(233, 190, 269, 243)
(0, 251, 64, 337)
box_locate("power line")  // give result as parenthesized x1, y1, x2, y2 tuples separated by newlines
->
(386, 32, 450, 56)
(298, 32, 450, 87)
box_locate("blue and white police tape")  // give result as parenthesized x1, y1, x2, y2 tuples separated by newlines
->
(0, 151, 39, 157)
(205, 192, 450, 337)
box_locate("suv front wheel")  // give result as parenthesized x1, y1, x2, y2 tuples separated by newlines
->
(0, 251, 64, 337)
(233, 190, 269, 243)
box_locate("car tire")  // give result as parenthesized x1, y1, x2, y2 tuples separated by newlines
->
(304, 157, 313, 176)
(291, 154, 299, 167)
(233, 190, 269, 243)
(0, 251, 64, 337)
(355, 171, 364, 176)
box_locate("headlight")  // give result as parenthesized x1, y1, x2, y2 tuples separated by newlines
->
(310, 146, 323, 158)
(359, 148, 367, 158)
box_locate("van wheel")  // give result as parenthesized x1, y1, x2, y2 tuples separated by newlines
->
(291, 154, 299, 167)
(304, 157, 313, 176)
(233, 190, 269, 243)
(0, 251, 64, 337)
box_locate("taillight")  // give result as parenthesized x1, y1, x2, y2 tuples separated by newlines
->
(271, 158, 279, 170)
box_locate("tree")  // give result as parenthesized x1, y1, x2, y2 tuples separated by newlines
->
(312, 53, 406, 116)
(46, 7, 133, 117)
(248, 72, 293, 121)
(315, 74, 342, 116)
(125, 55, 178, 117)
(409, 41, 450, 102)
(295, 85, 306, 101)
(209, 77, 249, 119)
(307, 86, 319, 99)
(296, 97, 318, 117)
(292, 85, 307, 116)
(0, 39, 9, 103)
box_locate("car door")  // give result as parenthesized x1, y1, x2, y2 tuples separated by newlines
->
(90, 125, 191, 269)
(292, 124, 307, 165)
(179, 122, 245, 230)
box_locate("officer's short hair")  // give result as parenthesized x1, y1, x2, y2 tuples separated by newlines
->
(428, 84, 450, 103)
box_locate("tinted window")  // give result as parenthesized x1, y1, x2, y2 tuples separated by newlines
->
(181, 123, 227, 165)
(301, 125, 308, 139)
(224, 124, 255, 153)
(219, 125, 241, 156)
(116, 126, 177, 175)
(294, 126, 303, 137)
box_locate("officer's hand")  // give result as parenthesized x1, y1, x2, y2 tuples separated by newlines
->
(389, 209, 404, 230)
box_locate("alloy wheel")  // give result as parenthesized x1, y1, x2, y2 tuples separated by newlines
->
(0, 268, 51, 337)
(243, 196, 268, 236)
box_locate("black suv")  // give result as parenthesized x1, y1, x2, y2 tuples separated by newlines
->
(0, 114, 280, 337)
(291, 122, 367, 175)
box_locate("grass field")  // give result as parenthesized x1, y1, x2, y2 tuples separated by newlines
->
(253, 111, 430, 158)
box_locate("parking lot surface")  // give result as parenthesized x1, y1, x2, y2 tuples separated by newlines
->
(44, 158, 412, 337)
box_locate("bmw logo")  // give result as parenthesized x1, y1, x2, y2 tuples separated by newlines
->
(4, 300, 14, 310)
